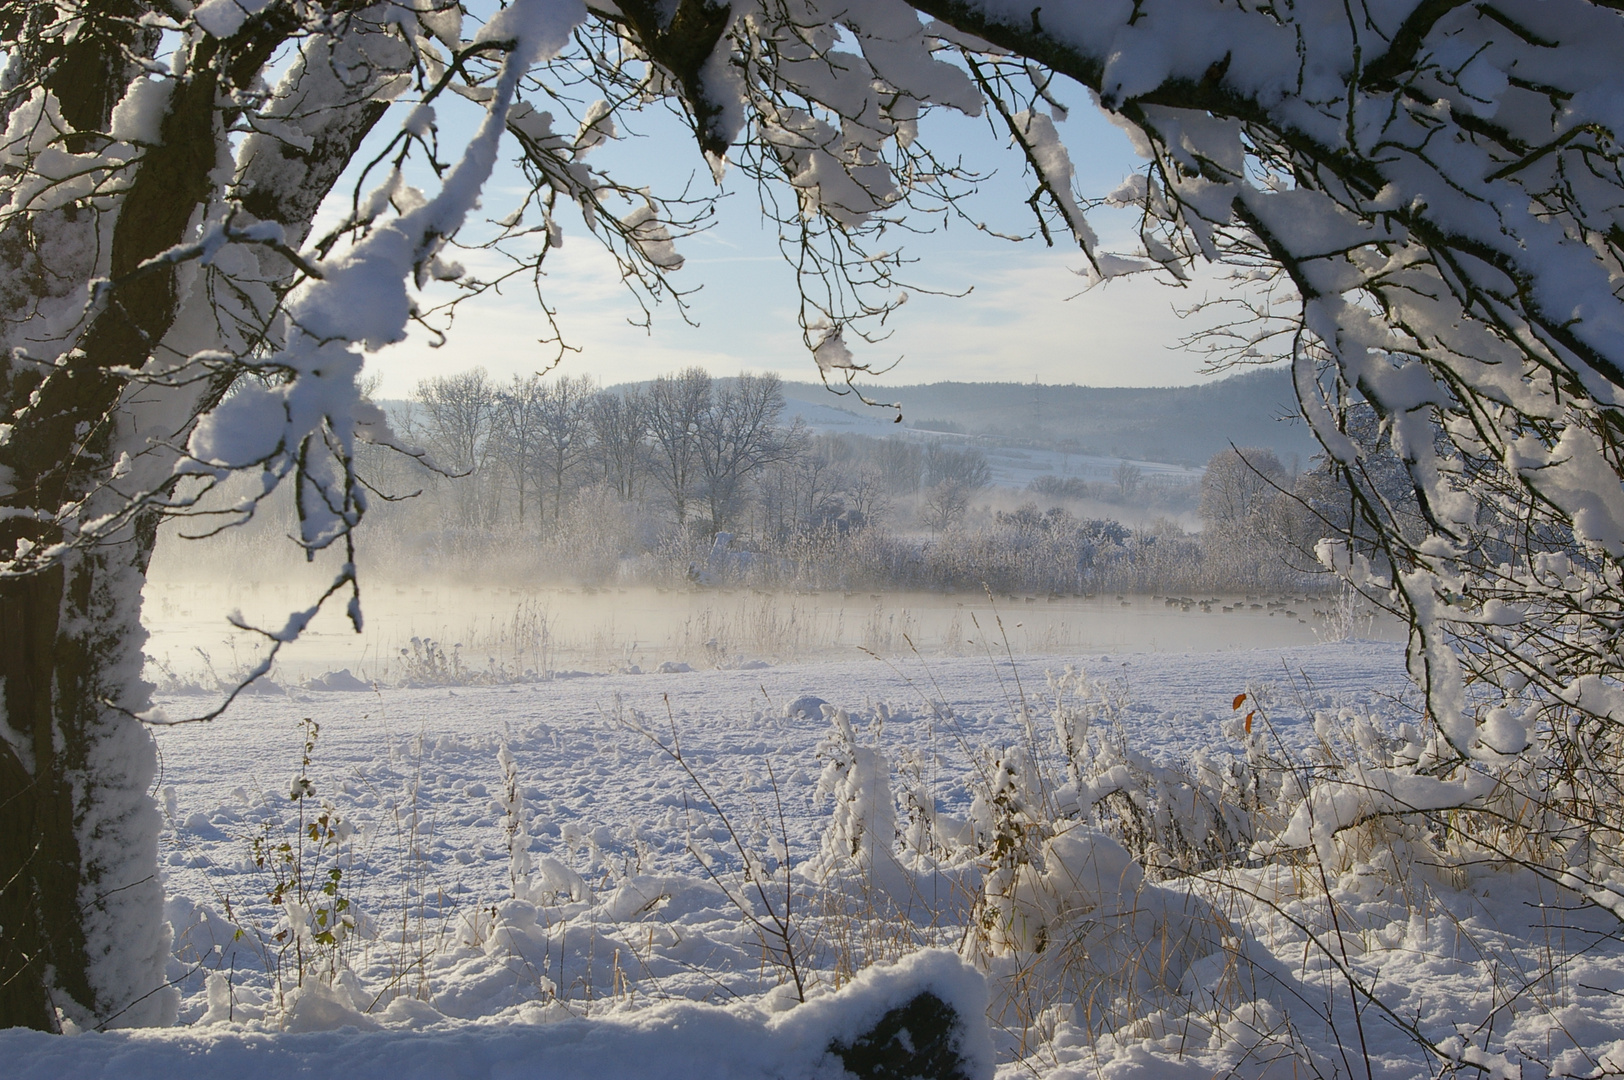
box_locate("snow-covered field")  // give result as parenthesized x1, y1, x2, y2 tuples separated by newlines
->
(10, 636, 1624, 1079)
(146, 642, 1414, 992)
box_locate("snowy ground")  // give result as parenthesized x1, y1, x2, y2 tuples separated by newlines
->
(11, 639, 1624, 1079)
(147, 643, 1413, 972)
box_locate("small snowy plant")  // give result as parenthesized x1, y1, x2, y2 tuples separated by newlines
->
(498, 743, 531, 901)
(395, 637, 471, 687)
(969, 748, 1051, 956)
(241, 720, 365, 1010)
(497, 743, 589, 907)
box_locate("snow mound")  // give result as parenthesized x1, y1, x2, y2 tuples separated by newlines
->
(303, 669, 372, 692)
(237, 677, 286, 697)
(281, 981, 378, 1034)
(1, 951, 991, 1080)
(784, 695, 829, 720)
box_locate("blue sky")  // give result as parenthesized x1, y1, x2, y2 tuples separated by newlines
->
(362, 72, 1253, 398)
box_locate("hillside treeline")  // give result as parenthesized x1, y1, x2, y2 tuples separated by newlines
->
(168, 368, 1354, 595)
(821, 368, 1319, 467)
(378, 366, 997, 539)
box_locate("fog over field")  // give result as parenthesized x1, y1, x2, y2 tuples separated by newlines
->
(141, 370, 1382, 688)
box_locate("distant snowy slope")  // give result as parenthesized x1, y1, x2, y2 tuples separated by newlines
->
(784, 368, 1318, 468)
(776, 392, 1209, 491)
(780, 392, 899, 436)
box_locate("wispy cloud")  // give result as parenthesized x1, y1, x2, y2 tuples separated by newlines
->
(362, 78, 1260, 396)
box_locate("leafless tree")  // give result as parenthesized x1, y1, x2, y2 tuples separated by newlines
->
(1292, 404, 1425, 572)
(646, 367, 713, 528)
(534, 374, 594, 524)
(1197, 447, 1308, 589)
(843, 463, 892, 528)
(918, 480, 969, 533)
(925, 443, 992, 490)
(920, 442, 992, 531)
(1198, 448, 1288, 544)
(696, 372, 802, 534)
(876, 438, 926, 495)
(588, 386, 649, 501)
(494, 374, 548, 528)
(760, 439, 848, 539)
(411, 369, 504, 528)
(1113, 460, 1142, 501)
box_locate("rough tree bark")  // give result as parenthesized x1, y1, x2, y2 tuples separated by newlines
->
(0, 2, 207, 1029)
(0, 3, 390, 1029)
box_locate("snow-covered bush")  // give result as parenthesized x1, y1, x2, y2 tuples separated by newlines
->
(782, 671, 1555, 1067)
(812, 707, 899, 878)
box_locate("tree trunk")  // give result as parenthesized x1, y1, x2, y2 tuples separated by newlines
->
(0, 567, 89, 1033)
(0, 541, 171, 1031)
(0, 7, 212, 1031)
(0, 7, 391, 1027)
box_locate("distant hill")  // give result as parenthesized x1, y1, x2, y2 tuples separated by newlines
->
(784, 367, 1320, 470)
(387, 367, 1320, 476)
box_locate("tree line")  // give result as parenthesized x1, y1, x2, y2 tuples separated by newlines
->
(376, 367, 1002, 542)
(319, 365, 1351, 597)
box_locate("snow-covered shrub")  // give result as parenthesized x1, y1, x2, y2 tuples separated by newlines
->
(812, 706, 898, 878)
(834, 669, 1624, 1073)
(781, 683, 1237, 1046)
(967, 747, 1050, 955)
(389, 609, 553, 686)
(1250, 691, 1624, 919)
(1045, 670, 1261, 878)
(394, 636, 472, 687)
(944, 733, 1231, 1051)
(530, 484, 653, 586)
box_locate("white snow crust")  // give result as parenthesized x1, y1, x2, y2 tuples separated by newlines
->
(6, 640, 1624, 1076)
